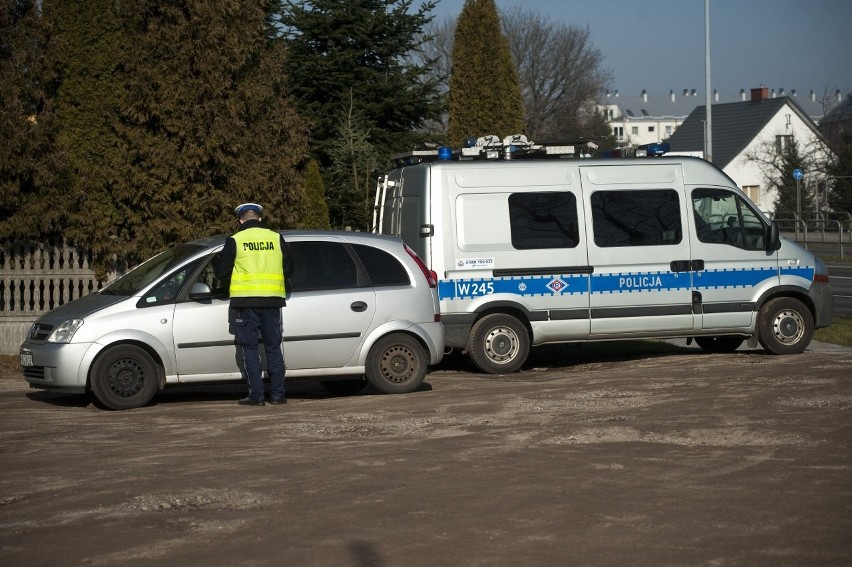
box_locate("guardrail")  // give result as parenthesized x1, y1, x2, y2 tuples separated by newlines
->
(773, 218, 848, 258)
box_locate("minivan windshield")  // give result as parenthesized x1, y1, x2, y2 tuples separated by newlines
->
(100, 244, 208, 296)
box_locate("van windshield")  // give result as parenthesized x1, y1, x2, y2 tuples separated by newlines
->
(100, 244, 208, 296)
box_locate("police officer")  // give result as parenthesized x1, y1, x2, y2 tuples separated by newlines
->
(215, 203, 291, 406)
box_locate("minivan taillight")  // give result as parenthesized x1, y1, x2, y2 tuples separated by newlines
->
(404, 244, 438, 288)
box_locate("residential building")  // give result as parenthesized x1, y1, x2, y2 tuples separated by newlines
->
(666, 86, 832, 214)
(602, 87, 842, 147)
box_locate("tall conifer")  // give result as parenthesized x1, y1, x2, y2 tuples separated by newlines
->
(447, 0, 524, 148)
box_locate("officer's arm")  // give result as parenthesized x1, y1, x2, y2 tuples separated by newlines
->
(214, 237, 236, 280)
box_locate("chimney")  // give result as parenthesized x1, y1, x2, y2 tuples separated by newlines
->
(791, 89, 797, 97)
(606, 90, 611, 98)
(770, 88, 776, 98)
(779, 88, 786, 96)
(810, 90, 816, 102)
(670, 90, 676, 102)
(751, 86, 769, 101)
(714, 89, 719, 102)
(838, 89, 843, 102)
(691, 89, 697, 96)
(683, 89, 689, 96)
(641, 89, 647, 102)
(614, 90, 619, 97)
(740, 89, 746, 101)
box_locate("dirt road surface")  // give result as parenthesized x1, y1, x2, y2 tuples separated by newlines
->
(1, 340, 851, 566)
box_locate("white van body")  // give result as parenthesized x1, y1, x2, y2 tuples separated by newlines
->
(374, 151, 833, 373)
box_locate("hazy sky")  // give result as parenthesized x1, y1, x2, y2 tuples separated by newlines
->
(429, 0, 852, 98)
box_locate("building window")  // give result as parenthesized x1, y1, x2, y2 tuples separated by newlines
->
(631, 126, 639, 135)
(776, 135, 792, 152)
(665, 125, 673, 136)
(742, 185, 760, 205)
(613, 126, 624, 139)
(648, 126, 655, 133)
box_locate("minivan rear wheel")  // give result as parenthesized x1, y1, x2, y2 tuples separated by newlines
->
(758, 297, 814, 355)
(365, 334, 427, 394)
(90, 345, 160, 410)
(468, 313, 529, 374)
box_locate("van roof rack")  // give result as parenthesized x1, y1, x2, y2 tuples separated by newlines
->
(390, 134, 599, 168)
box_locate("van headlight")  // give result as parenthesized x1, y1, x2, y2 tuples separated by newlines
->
(48, 319, 84, 343)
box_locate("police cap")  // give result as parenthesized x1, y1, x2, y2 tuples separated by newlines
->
(234, 203, 263, 217)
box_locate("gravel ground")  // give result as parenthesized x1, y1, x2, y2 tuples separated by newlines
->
(1, 340, 851, 566)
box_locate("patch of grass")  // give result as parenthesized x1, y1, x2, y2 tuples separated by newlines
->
(815, 316, 852, 348)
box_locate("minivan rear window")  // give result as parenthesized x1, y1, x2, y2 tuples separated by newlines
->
(352, 244, 411, 287)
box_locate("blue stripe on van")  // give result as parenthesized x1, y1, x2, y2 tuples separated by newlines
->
(437, 266, 813, 301)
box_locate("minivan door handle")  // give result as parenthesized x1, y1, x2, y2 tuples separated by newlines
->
(350, 301, 368, 312)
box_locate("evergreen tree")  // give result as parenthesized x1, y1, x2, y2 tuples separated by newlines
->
(40, 0, 310, 274)
(0, 0, 67, 241)
(47, 0, 125, 274)
(446, 0, 524, 148)
(770, 137, 814, 215)
(279, 0, 442, 162)
(325, 94, 380, 230)
(300, 159, 331, 229)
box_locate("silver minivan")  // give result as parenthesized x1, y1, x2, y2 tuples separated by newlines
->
(20, 231, 444, 410)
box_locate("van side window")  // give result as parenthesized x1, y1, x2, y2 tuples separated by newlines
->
(591, 189, 682, 247)
(509, 192, 579, 249)
(692, 189, 766, 250)
(351, 244, 411, 287)
(286, 241, 361, 292)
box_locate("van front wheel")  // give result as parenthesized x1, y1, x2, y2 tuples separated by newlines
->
(468, 314, 529, 374)
(758, 297, 814, 355)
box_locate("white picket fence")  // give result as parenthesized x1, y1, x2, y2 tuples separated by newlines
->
(0, 239, 111, 355)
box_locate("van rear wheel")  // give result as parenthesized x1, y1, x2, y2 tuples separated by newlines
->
(758, 297, 814, 355)
(468, 313, 529, 374)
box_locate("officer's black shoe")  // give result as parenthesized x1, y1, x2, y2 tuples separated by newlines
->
(238, 397, 265, 406)
(268, 397, 287, 405)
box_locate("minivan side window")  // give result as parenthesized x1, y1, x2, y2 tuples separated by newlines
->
(509, 191, 579, 249)
(591, 189, 682, 247)
(352, 244, 411, 287)
(692, 189, 766, 250)
(287, 241, 361, 292)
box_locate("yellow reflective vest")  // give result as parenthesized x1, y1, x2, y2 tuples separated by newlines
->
(229, 227, 286, 298)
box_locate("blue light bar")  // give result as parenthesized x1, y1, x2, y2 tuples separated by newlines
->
(638, 142, 670, 156)
(437, 146, 452, 160)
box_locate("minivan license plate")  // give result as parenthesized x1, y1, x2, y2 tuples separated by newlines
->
(20, 353, 33, 367)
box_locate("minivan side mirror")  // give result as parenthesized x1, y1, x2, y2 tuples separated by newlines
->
(189, 282, 213, 301)
(767, 221, 781, 252)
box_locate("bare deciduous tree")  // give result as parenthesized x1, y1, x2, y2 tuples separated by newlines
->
(501, 7, 612, 141)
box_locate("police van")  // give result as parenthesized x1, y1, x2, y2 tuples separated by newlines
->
(372, 135, 833, 373)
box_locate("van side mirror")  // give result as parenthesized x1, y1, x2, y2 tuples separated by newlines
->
(189, 282, 213, 301)
(767, 221, 781, 252)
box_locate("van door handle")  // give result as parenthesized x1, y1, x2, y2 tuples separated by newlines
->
(350, 301, 368, 312)
(670, 260, 704, 272)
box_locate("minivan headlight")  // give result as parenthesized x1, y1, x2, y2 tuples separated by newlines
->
(48, 319, 84, 343)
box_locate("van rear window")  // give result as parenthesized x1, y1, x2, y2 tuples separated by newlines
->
(591, 189, 682, 247)
(509, 192, 580, 249)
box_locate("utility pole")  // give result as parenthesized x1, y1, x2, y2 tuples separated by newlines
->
(704, 0, 713, 163)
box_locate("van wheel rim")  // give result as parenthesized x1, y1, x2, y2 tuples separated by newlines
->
(485, 327, 519, 363)
(772, 309, 804, 345)
(380, 345, 416, 384)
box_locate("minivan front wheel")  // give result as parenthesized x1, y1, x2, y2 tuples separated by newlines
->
(365, 334, 427, 394)
(90, 345, 160, 410)
(758, 297, 814, 355)
(468, 313, 530, 374)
